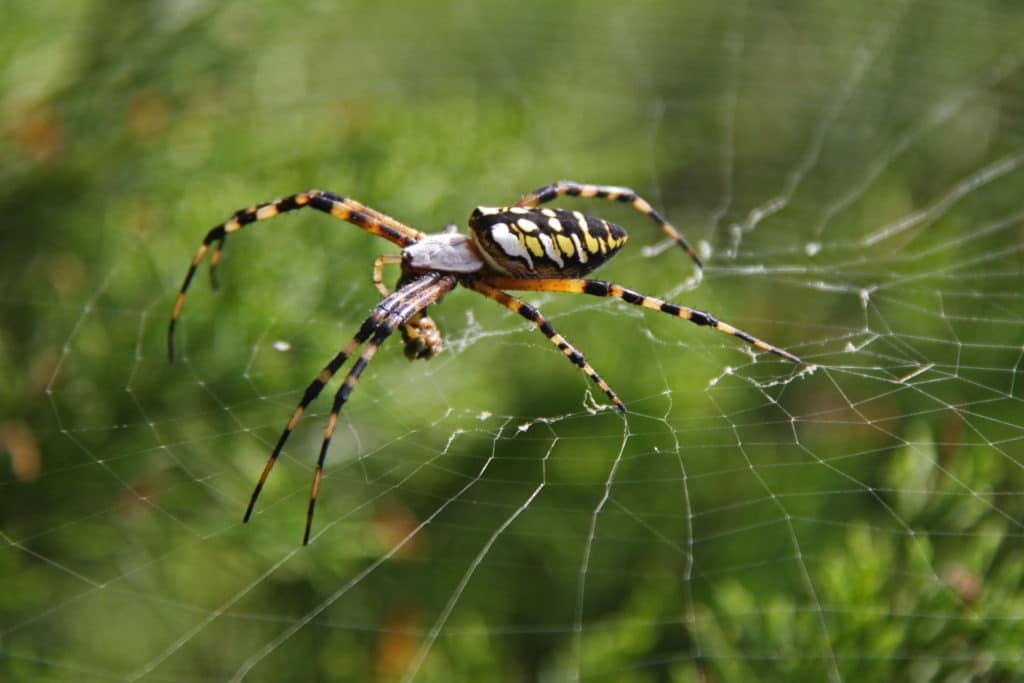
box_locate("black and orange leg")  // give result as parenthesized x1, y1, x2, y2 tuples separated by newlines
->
(242, 315, 380, 525)
(514, 180, 703, 269)
(301, 273, 457, 544)
(485, 277, 801, 363)
(303, 323, 394, 544)
(241, 272, 456, 544)
(467, 280, 625, 411)
(168, 191, 426, 361)
(372, 254, 443, 360)
(372, 254, 402, 297)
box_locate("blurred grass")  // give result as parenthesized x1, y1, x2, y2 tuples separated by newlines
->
(3, 1, 1024, 681)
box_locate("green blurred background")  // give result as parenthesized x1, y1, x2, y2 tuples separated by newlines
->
(3, 1, 1024, 681)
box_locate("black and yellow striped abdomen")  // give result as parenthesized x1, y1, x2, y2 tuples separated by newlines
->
(469, 206, 628, 278)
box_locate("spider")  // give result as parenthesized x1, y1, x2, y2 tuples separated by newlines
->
(168, 180, 800, 544)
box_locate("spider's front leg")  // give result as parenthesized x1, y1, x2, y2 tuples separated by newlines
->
(372, 254, 444, 360)
(243, 272, 457, 545)
(168, 191, 425, 362)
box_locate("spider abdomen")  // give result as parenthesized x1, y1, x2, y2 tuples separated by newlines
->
(469, 206, 627, 277)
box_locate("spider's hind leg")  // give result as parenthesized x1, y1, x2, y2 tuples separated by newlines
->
(487, 276, 801, 363)
(514, 180, 702, 269)
(467, 280, 625, 412)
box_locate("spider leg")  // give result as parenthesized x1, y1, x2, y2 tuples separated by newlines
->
(514, 180, 702, 269)
(303, 273, 457, 544)
(304, 323, 393, 545)
(485, 277, 801, 363)
(372, 254, 402, 297)
(209, 236, 226, 290)
(237, 271, 454, 543)
(372, 255, 443, 360)
(168, 191, 425, 362)
(467, 280, 625, 412)
(242, 315, 379, 525)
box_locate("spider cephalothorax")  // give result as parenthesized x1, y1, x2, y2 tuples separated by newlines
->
(169, 180, 800, 544)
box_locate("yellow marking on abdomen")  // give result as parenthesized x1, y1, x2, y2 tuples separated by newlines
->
(524, 235, 545, 258)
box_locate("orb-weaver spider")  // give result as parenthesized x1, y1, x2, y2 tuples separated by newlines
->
(168, 180, 800, 544)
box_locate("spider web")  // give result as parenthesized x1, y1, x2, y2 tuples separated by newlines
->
(4, 1, 1024, 681)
